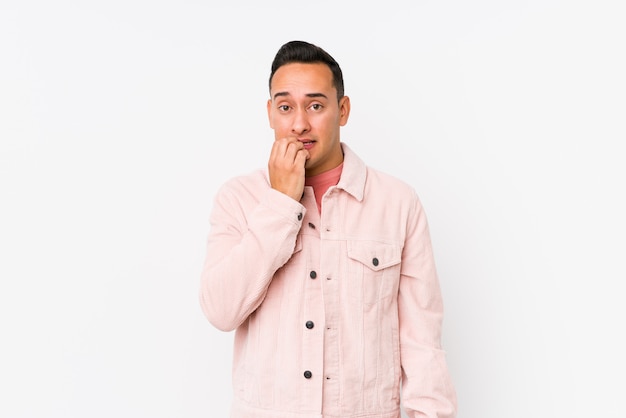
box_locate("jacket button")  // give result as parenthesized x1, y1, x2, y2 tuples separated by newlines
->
(305, 321, 314, 329)
(304, 370, 312, 379)
(297, 212, 303, 221)
(372, 257, 379, 267)
(309, 271, 317, 279)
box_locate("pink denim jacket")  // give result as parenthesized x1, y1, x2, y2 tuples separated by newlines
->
(200, 143, 457, 418)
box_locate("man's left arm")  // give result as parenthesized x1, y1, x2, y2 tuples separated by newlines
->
(398, 190, 457, 418)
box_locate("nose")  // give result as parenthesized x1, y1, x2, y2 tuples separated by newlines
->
(291, 108, 310, 135)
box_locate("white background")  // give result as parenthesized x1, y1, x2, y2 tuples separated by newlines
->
(1, 1, 625, 417)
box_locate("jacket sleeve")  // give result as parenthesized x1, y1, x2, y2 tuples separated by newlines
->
(199, 178, 305, 331)
(399, 191, 457, 417)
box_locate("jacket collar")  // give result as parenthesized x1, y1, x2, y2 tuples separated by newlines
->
(336, 142, 366, 202)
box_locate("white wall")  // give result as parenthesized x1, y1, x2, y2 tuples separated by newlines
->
(1, 1, 624, 417)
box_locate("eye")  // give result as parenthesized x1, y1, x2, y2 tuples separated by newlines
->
(309, 103, 323, 111)
(278, 105, 291, 112)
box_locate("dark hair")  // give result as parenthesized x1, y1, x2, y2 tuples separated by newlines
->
(269, 40, 344, 101)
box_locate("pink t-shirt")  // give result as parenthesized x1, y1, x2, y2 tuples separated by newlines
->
(305, 163, 343, 213)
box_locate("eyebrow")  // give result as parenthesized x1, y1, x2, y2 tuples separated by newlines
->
(273, 92, 329, 100)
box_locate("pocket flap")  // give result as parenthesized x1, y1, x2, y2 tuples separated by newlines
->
(347, 241, 401, 271)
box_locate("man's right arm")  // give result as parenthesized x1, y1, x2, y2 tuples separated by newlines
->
(199, 179, 305, 331)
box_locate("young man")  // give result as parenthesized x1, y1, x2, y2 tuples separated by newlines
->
(200, 40, 457, 418)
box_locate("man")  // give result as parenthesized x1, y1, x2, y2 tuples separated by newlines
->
(200, 40, 457, 418)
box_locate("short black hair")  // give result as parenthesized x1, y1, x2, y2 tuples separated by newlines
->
(269, 40, 344, 101)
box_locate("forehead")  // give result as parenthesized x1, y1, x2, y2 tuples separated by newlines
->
(270, 62, 335, 96)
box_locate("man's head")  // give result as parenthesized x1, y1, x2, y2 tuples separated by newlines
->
(269, 40, 345, 101)
(267, 41, 350, 177)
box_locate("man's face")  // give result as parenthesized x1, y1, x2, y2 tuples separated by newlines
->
(267, 62, 350, 177)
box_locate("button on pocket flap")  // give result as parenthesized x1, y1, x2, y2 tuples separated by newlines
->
(347, 241, 401, 271)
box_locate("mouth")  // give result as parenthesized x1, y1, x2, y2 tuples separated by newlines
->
(299, 140, 316, 150)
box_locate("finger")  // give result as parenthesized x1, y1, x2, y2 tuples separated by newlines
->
(271, 137, 297, 158)
(284, 140, 305, 163)
(269, 138, 291, 165)
(294, 148, 310, 167)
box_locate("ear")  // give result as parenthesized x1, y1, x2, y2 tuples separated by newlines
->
(266, 99, 274, 128)
(339, 96, 351, 126)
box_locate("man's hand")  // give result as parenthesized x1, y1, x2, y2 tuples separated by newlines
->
(268, 138, 310, 201)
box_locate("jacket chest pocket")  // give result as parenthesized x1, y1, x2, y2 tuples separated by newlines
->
(347, 241, 402, 306)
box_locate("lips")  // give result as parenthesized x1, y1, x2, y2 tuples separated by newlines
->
(300, 140, 315, 150)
